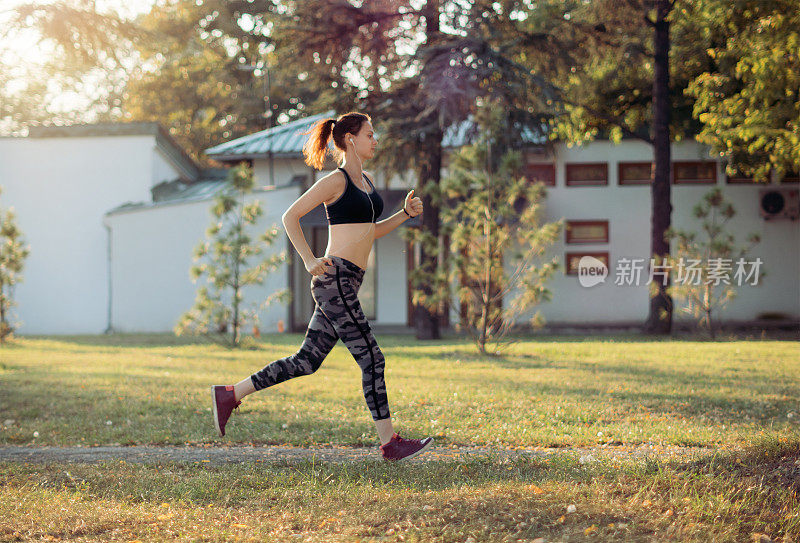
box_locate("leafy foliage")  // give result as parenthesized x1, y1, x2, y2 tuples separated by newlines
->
(0, 186, 31, 343)
(664, 187, 762, 338)
(404, 106, 562, 354)
(174, 163, 290, 348)
(686, 0, 800, 181)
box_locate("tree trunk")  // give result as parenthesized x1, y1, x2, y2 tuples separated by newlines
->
(414, 0, 444, 340)
(643, 0, 674, 335)
(480, 144, 493, 349)
(0, 283, 6, 342)
(414, 130, 443, 340)
(708, 309, 715, 339)
(0, 283, 5, 327)
(232, 287, 240, 347)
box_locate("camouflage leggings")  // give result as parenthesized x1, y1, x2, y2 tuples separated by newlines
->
(250, 255, 390, 421)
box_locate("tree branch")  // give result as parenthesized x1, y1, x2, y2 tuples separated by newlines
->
(490, 254, 537, 304)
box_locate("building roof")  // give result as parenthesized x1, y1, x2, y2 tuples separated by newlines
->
(204, 110, 549, 161)
(26, 121, 202, 181)
(104, 172, 306, 216)
(205, 110, 336, 161)
(441, 116, 549, 148)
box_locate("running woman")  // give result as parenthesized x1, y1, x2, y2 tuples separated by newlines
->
(212, 112, 433, 461)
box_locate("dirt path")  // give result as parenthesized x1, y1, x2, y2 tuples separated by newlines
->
(0, 443, 717, 465)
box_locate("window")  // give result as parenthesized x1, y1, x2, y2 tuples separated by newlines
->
(673, 161, 717, 184)
(565, 252, 609, 275)
(619, 162, 653, 185)
(566, 163, 608, 186)
(565, 220, 609, 244)
(525, 163, 555, 186)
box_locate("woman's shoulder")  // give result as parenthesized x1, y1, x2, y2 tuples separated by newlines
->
(313, 169, 348, 206)
(315, 168, 347, 186)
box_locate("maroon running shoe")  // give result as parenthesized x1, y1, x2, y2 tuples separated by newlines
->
(211, 385, 241, 437)
(379, 432, 434, 461)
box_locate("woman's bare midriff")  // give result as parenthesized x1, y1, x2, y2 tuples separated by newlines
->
(324, 223, 375, 271)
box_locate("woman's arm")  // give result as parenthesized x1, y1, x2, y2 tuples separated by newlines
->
(282, 172, 343, 265)
(374, 209, 410, 239)
(374, 188, 421, 239)
(282, 217, 316, 265)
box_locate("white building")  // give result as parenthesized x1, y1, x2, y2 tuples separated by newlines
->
(0, 112, 797, 335)
(0, 122, 200, 335)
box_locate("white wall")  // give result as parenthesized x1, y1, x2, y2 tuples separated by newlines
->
(104, 185, 296, 333)
(0, 134, 185, 334)
(510, 140, 800, 324)
(253, 157, 313, 188)
(152, 145, 182, 186)
(375, 231, 409, 324)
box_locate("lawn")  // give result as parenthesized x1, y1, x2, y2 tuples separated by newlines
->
(1, 333, 798, 542)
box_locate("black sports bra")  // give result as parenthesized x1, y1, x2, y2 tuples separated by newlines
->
(325, 167, 384, 225)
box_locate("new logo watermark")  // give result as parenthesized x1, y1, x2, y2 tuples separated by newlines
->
(577, 256, 608, 288)
(577, 257, 763, 288)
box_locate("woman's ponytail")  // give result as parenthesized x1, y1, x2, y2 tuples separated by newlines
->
(301, 118, 336, 170)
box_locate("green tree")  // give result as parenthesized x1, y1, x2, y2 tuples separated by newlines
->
(272, 0, 550, 339)
(0, 187, 31, 343)
(9, 0, 557, 341)
(271, 0, 447, 339)
(664, 187, 762, 339)
(686, 0, 800, 181)
(509, 0, 797, 334)
(124, 0, 321, 165)
(175, 163, 290, 348)
(418, 107, 562, 355)
(5, 1, 320, 162)
(502, 0, 720, 335)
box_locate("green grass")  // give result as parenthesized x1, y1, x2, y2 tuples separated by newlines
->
(1, 333, 799, 542)
(0, 333, 797, 448)
(1, 435, 798, 542)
